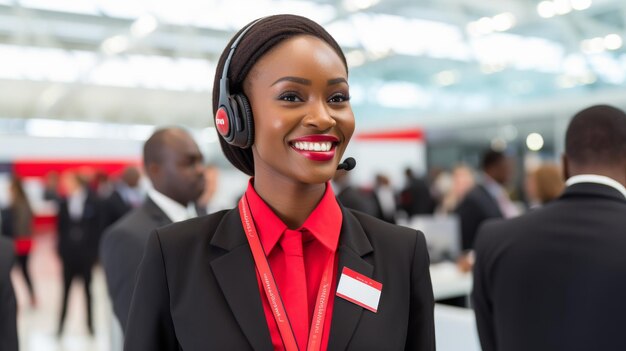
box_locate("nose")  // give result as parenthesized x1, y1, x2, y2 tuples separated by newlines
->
(302, 99, 336, 131)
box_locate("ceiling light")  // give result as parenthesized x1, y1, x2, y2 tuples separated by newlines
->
(131, 15, 158, 38)
(604, 34, 623, 50)
(477, 17, 494, 34)
(526, 133, 544, 151)
(343, 0, 380, 11)
(571, 0, 592, 10)
(553, 0, 572, 15)
(101, 35, 130, 55)
(537, 1, 556, 18)
(581, 37, 605, 54)
(492, 13, 516, 32)
(434, 70, 458, 86)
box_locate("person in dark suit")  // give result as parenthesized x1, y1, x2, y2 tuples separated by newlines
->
(398, 167, 435, 217)
(472, 104, 626, 351)
(0, 235, 18, 351)
(370, 173, 397, 223)
(455, 150, 517, 252)
(56, 171, 102, 336)
(100, 127, 205, 331)
(124, 15, 435, 350)
(101, 165, 142, 232)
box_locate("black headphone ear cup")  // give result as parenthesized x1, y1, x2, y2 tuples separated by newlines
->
(234, 94, 254, 149)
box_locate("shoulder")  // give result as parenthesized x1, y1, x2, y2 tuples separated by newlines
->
(102, 207, 156, 246)
(153, 210, 231, 250)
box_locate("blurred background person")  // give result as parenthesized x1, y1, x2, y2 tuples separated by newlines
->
(455, 150, 517, 254)
(56, 171, 101, 336)
(3, 176, 37, 307)
(195, 164, 219, 216)
(100, 127, 205, 331)
(332, 168, 377, 216)
(0, 235, 18, 351)
(473, 105, 626, 351)
(437, 164, 476, 215)
(43, 171, 61, 203)
(398, 167, 435, 218)
(101, 165, 143, 231)
(371, 173, 397, 223)
(525, 162, 565, 208)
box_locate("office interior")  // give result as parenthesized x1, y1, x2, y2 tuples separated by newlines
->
(0, 0, 625, 350)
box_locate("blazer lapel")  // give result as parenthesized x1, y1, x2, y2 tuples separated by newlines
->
(209, 210, 273, 351)
(328, 208, 374, 351)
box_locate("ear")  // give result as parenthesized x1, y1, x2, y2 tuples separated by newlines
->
(561, 153, 570, 181)
(146, 162, 161, 182)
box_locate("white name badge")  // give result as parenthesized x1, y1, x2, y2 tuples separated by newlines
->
(336, 267, 382, 313)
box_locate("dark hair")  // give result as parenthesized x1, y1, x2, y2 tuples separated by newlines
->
(10, 175, 32, 212)
(481, 150, 505, 171)
(212, 14, 348, 176)
(565, 104, 626, 166)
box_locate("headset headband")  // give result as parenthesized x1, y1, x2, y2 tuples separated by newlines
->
(220, 17, 266, 84)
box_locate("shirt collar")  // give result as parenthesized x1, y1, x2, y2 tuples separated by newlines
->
(148, 188, 197, 223)
(565, 174, 626, 199)
(244, 179, 343, 255)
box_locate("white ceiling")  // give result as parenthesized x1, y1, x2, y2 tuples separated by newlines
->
(0, 0, 625, 135)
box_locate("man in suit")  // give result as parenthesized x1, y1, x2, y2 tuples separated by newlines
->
(0, 235, 18, 351)
(472, 104, 626, 351)
(100, 127, 205, 331)
(101, 165, 143, 231)
(57, 171, 102, 336)
(455, 150, 517, 252)
(398, 167, 435, 217)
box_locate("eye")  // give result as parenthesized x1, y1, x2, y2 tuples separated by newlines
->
(328, 93, 350, 103)
(278, 92, 303, 103)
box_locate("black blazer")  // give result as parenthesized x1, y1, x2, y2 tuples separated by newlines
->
(472, 183, 626, 351)
(57, 190, 102, 266)
(124, 207, 435, 350)
(100, 197, 171, 331)
(101, 190, 132, 232)
(0, 236, 18, 351)
(455, 184, 502, 251)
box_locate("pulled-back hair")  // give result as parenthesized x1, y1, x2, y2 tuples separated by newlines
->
(212, 14, 348, 176)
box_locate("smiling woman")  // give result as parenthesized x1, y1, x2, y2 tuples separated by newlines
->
(124, 14, 435, 351)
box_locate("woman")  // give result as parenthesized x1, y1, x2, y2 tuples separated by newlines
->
(125, 15, 435, 350)
(6, 176, 36, 307)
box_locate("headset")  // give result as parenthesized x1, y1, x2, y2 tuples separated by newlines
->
(215, 18, 265, 149)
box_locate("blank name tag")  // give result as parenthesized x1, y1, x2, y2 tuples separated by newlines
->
(336, 267, 382, 313)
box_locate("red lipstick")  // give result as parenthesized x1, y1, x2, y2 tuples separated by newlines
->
(289, 135, 339, 162)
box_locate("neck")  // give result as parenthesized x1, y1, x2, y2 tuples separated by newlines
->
(253, 174, 326, 229)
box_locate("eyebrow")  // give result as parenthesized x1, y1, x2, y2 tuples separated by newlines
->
(270, 76, 349, 87)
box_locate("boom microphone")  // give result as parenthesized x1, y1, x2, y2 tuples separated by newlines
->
(336, 157, 356, 171)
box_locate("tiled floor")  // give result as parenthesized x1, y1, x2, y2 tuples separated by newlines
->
(11, 232, 116, 351)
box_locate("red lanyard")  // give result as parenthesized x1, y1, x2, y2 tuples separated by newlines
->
(239, 195, 335, 351)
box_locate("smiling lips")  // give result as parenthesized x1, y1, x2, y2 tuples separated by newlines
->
(289, 135, 339, 162)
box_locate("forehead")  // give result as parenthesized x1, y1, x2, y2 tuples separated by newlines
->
(248, 35, 347, 82)
(162, 132, 200, 157)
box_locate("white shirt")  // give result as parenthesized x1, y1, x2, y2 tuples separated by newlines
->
(565, 174, 626, 199)
(482, 174, 520, 218)
(148, 188, 198, 223)
(68, 189, 87, 221)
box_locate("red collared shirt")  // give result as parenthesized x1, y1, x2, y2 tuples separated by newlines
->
(245, 180, 343, 350)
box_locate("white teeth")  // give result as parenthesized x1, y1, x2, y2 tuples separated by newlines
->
(293, 141, 333, 152)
